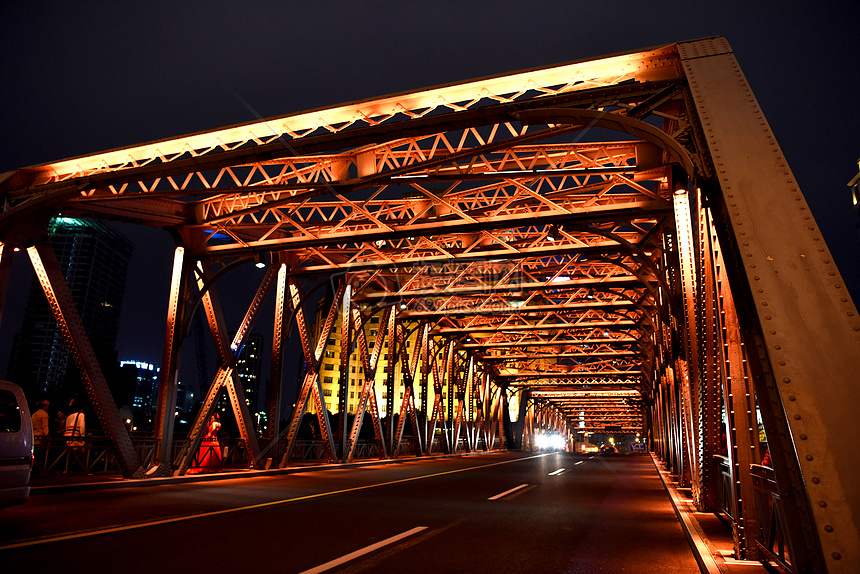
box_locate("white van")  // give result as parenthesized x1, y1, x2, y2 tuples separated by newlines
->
(0, 380, 33, 509)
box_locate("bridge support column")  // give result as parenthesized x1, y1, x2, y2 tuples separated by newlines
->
(148, 246, 189, 476)
(264, 260, 288, 465)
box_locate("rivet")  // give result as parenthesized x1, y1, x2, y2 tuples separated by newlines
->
(754, 276, 760, 280)
(758, 289, 764, 293)
(778, 361, 786, 366)
(800, 434, 808, 440)
(848, 312, 855, 317)
(762, 301, 768, 306)
(805, 453, 813, 460)
(769, 329, 777, 334)
(824, 259, 830, 264)
(783, 377, 791, 383)
(854, 326, 860, 332)
(818, 500, 827, 508)
(811, 476, 820, 484)
(832, 552, 841, 560)
(829, 272, 836, 276)
(824, 525, 834, 533)
(794, 413, 802, 420)
(841, 298, 848, 302)
(750, 264, 756, 268)
(788, 395, 796, 401)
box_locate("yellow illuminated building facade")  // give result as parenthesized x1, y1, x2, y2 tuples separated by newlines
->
(311, 307, 452, 419)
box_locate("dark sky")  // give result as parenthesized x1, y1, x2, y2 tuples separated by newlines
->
(2, 2, 859, 398)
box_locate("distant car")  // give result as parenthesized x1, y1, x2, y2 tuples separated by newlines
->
(599, 446, 617, 454)
(0, 381, 33, 509)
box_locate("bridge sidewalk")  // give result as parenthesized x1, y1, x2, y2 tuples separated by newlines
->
(651, 453, 773, 574)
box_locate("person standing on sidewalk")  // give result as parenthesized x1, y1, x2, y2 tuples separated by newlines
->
(31, 399, 50, 445)
(63, 401, 86, 448)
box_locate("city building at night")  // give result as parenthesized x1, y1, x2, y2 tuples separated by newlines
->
(120, 360, 160, 425)
(312, 302, 449, 420)
(6, 217, 132, 404)
(120, 360, 196, 430)
(233, 332, 263, 412)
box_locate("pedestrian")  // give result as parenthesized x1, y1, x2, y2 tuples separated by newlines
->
(189, 414, 222, 473)
(63, 401, 86, 448)
(31, 399, 50, 444)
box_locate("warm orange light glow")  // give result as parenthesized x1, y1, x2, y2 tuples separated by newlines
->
(32, 46, 676, 184)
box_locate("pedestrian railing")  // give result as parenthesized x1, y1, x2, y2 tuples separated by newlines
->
(715, 455, 736, 521)
(750, 463, 794, 573)
(31, 431, 502, 478)
(32, 436, 121, 475)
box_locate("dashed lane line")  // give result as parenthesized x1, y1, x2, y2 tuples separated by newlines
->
(298, 526, 428, 574)
(488, 483, 530, 500)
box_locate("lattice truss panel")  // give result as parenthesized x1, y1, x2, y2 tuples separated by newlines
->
(1, 42, 687, 438)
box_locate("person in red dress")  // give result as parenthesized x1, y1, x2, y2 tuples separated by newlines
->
(190, 414, 222, 473)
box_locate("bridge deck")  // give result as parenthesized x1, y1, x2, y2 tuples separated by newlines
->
(9, 452, 770, 573)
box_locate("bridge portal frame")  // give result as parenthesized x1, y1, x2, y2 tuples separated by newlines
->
(0, 36, 857, 573)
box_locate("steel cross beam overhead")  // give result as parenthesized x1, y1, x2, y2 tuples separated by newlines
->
(1, 37, 858, 572)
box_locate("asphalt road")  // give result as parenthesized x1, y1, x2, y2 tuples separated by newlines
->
(0, 452, 701, 573)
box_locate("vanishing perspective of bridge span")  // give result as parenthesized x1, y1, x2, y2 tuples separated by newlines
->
(1, 37, 857, 572)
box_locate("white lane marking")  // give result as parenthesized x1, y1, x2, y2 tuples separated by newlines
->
(1, 453, 550, 550)
(548, 468, 566, 476)
(488, 483, 529, 500)
(574, 461, 584, 465)
(298, 526, 428, 574)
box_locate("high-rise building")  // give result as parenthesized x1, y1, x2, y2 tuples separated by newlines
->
(120, 360, 160, 429)
(119, 360, 196, 431)
(234, 332, 263, 412)
(7, 217, 132, 403)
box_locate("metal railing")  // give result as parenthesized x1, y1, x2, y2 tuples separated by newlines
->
(750, 463, 794, 572)
(31, 431, 504, 478)
(715, 455, 736, 521)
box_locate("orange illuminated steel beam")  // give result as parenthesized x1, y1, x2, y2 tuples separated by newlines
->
(27, 241, 144, 479)
(14, 46, 678, 189)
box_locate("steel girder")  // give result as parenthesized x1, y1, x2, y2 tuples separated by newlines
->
(0, 36, 856, 572)
(25, 241, 144, 479)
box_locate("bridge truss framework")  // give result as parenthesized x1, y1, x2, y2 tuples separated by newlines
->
(1, 37, 857, 572)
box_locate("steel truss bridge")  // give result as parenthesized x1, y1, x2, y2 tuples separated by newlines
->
(1, 37, 857, 572)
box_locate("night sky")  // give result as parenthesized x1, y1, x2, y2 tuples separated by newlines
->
(2, 2, 858, 398)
